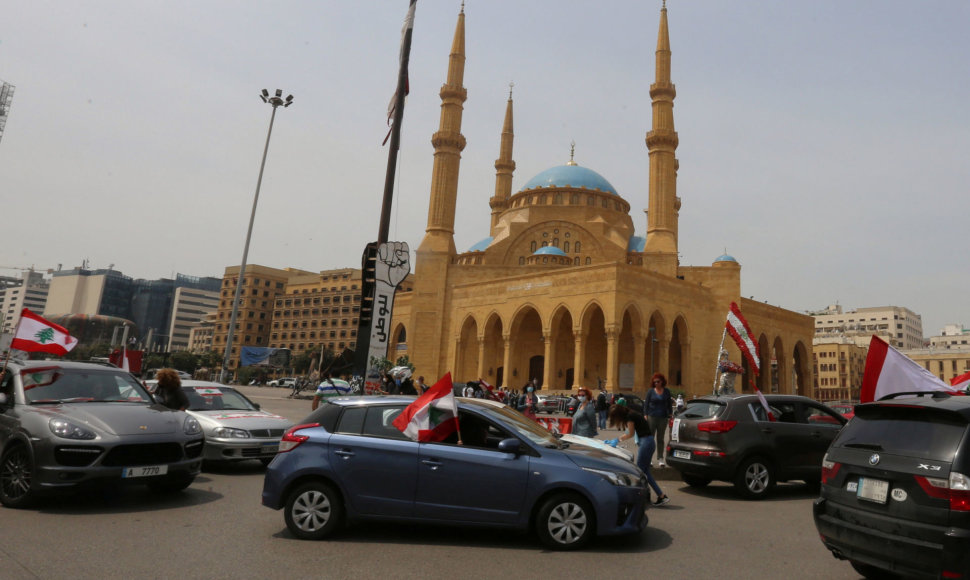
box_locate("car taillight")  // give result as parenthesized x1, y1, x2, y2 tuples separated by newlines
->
(278, 423, 319, 453)
(693, 450, 726, 457)
(821, 454, 841, 485)
(915, 472, 970, 511)
(697, 420, 738, 433)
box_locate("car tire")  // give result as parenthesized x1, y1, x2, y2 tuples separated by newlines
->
(284, 481, 344, 540)
(148, 473, 194, 494)
(681, 474, 712, 488)
(734, 456, 775, 500)
(0, 444, 36, 509)
(535, 493, 595, 550)
(850, 560, 901, 579)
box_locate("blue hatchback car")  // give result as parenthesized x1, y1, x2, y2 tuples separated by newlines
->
(261, 396, 648, 550)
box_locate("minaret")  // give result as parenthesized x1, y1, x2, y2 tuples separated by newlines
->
(410, 6, 467, 378)
(417, 5, 467, 255)
(489, 84, 515, 233)
(643, 1, 680, 271)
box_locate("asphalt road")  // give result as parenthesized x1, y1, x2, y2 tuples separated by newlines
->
(0, 386, 861, 580)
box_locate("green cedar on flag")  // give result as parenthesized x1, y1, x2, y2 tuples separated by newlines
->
(11, 308, 78, 356)
(392, 372, 459, 442)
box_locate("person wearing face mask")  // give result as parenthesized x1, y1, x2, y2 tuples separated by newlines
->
(517, 383, 539, 420)
(571, 388, 597, 437)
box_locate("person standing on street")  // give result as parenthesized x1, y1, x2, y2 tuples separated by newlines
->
(645, 373, 673, 466)
(517, 384, 539, 421)
(572, 388, 597, 437)
(415, 375, 428, 394)
(595, 387, 610, 430)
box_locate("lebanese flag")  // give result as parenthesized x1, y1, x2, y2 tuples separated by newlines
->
(392, 372, 459, 442)
(725, 302, 761, 375)
(950, 371, 970, 391)
(478, 378, 501, 401)
(755, 387, 776, 421)
(860, 335, 956, 402)
(109, 348, 143, 374)
(11, 308, 78, 356)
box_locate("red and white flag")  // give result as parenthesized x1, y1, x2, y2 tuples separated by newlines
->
(478, 378, 501, 401)
(392, 372, 459, 442)
(952, 371, 970, 391)
(755, 388, 776, 421)
(725, 302, 760, 375)
(10, 308, 78, 356)
(860, 335, 956, 402)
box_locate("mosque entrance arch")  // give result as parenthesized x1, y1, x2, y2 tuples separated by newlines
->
(792, 341, 810, 397)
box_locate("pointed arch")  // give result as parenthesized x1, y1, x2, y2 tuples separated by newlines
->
(455, 314, 480, 382)
(668, 315, 690, 388)
(482, 311, 505, 386)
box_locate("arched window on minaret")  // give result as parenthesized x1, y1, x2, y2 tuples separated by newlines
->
(571, 194, 579, 204)
(585, 257, 591, 265)
(531, 241, 537, 252)
(575, 242, 582, 253)
(519, 257, 525, 265)
(553, 237, 559, 246)
(574, 257, 580, 266)
(564, 241, 570, 252)
(587, 196, 595, 206)
(555, 193, 562, 204)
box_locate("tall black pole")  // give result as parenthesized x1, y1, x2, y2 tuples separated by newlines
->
(377, 0, 416, 244)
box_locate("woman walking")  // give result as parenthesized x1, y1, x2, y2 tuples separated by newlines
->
(645, 373, 672, 466)
(608, 403, 669, 506)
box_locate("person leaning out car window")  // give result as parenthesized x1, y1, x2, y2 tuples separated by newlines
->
(154, 368, 189, 411)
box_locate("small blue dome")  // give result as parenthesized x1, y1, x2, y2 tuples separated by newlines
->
(715, 254, 738, 263)
(468, 237, 493, 252)
(519, 164, 617, 195)
(533, 246, 567, 256)
(628, 235, 646, 252)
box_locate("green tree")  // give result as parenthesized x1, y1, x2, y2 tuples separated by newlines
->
(292, 352, 314, 374)
(171, 351, 198, 374)
(394, 354, 415, 372)
(370, 356, 393, 373)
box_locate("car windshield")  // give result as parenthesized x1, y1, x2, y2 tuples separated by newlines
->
(22, 367, 152, 404)
(183, 387, 257, 412)
(479, 404, 558, 447)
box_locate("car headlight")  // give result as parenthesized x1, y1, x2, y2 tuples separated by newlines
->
(212, 426, 250, 439)
(583, 466, 642, 487)
(183, 416, 202, 436)
(49, 418, 97, 440)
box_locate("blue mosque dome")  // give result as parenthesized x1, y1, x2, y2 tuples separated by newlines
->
(468, 237, 493, 252)
(714, 254, 738, 263)
(627, 236, 646, 252)
(533, 246, 567, 256)
(519, 164, 617, 195)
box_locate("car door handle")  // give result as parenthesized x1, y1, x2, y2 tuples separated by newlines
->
(334, 449, 355, 459)
(421, 459, 442, 470)
(761, 427, 774, 434)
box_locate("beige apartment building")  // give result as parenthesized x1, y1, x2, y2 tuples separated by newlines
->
(811, 304, 924, 350)
(812, 340, 867, 402)
(903, 348, 970, 384)
(269, 269, 363, 356)
(212, 265, 313, 373)
(167, 287, 219, 351)
(928, 324, 970, 350)
(388, 5, 815, 397)
(187, 312, 216, 353)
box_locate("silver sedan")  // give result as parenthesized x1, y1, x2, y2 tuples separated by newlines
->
(178, 381, 293, 466)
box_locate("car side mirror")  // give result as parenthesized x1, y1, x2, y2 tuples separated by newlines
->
(497, 438, 521, 455)
(253, 403, 261, 410)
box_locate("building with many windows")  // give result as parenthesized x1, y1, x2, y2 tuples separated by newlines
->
(903, 348, 970, 385)
(928, 324, 970, 350)
(811, 304, 924, 350)
(812, 339, 867, 402)
(167, 287, 220, 351)
(0, 270, 49, 335)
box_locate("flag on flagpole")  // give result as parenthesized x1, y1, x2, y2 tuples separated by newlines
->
(10, 308, 78, 356)
(754, 387, 776, 421)
(383, 0, 417, 145)
(951, 371, 970, 391)
(860, 335, 956, 403)
(725, 302, 760, 375)
(478, 378, 500, 401)
(392, 372, 459, 442)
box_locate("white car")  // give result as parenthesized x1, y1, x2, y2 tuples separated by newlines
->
(268, 377, 296, 388)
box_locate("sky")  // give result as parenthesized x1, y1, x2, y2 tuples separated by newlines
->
(1, 1, 968, 336)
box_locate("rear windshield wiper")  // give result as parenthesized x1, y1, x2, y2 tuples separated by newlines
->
(843, 442, 884, 451)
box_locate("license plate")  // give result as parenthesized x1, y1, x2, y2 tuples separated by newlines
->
(262, 444, 279, 454)
(857, 477, 889, 504)
(122, 465, 168, 479)
(672, 449, 690, 460)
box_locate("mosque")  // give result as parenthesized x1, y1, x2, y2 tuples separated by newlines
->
(389, 4, 813, 396)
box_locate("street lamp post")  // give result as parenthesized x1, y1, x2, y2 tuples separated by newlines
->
(221, 89, 293, 384)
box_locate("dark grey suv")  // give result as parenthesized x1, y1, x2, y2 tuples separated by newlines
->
(666, 394, 846, 499)
(814, 391, 970, 579)
(0, 359, 205, 507)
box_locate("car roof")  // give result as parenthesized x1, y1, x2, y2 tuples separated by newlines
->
(6, 359, 127, 372)
(690, 393, 822, 404)
(323, 395, 504, 410)
(860, 392, 970, 419)
(180, 380, 232, 389)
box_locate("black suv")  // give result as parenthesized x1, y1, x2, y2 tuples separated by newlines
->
(666, 394, 846, 499)
(814, 392, 970, 579)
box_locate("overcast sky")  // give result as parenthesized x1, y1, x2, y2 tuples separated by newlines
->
(1, 1, 968, 335)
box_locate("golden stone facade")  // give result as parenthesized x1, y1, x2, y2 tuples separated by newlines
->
(389, 5, 814, 397)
